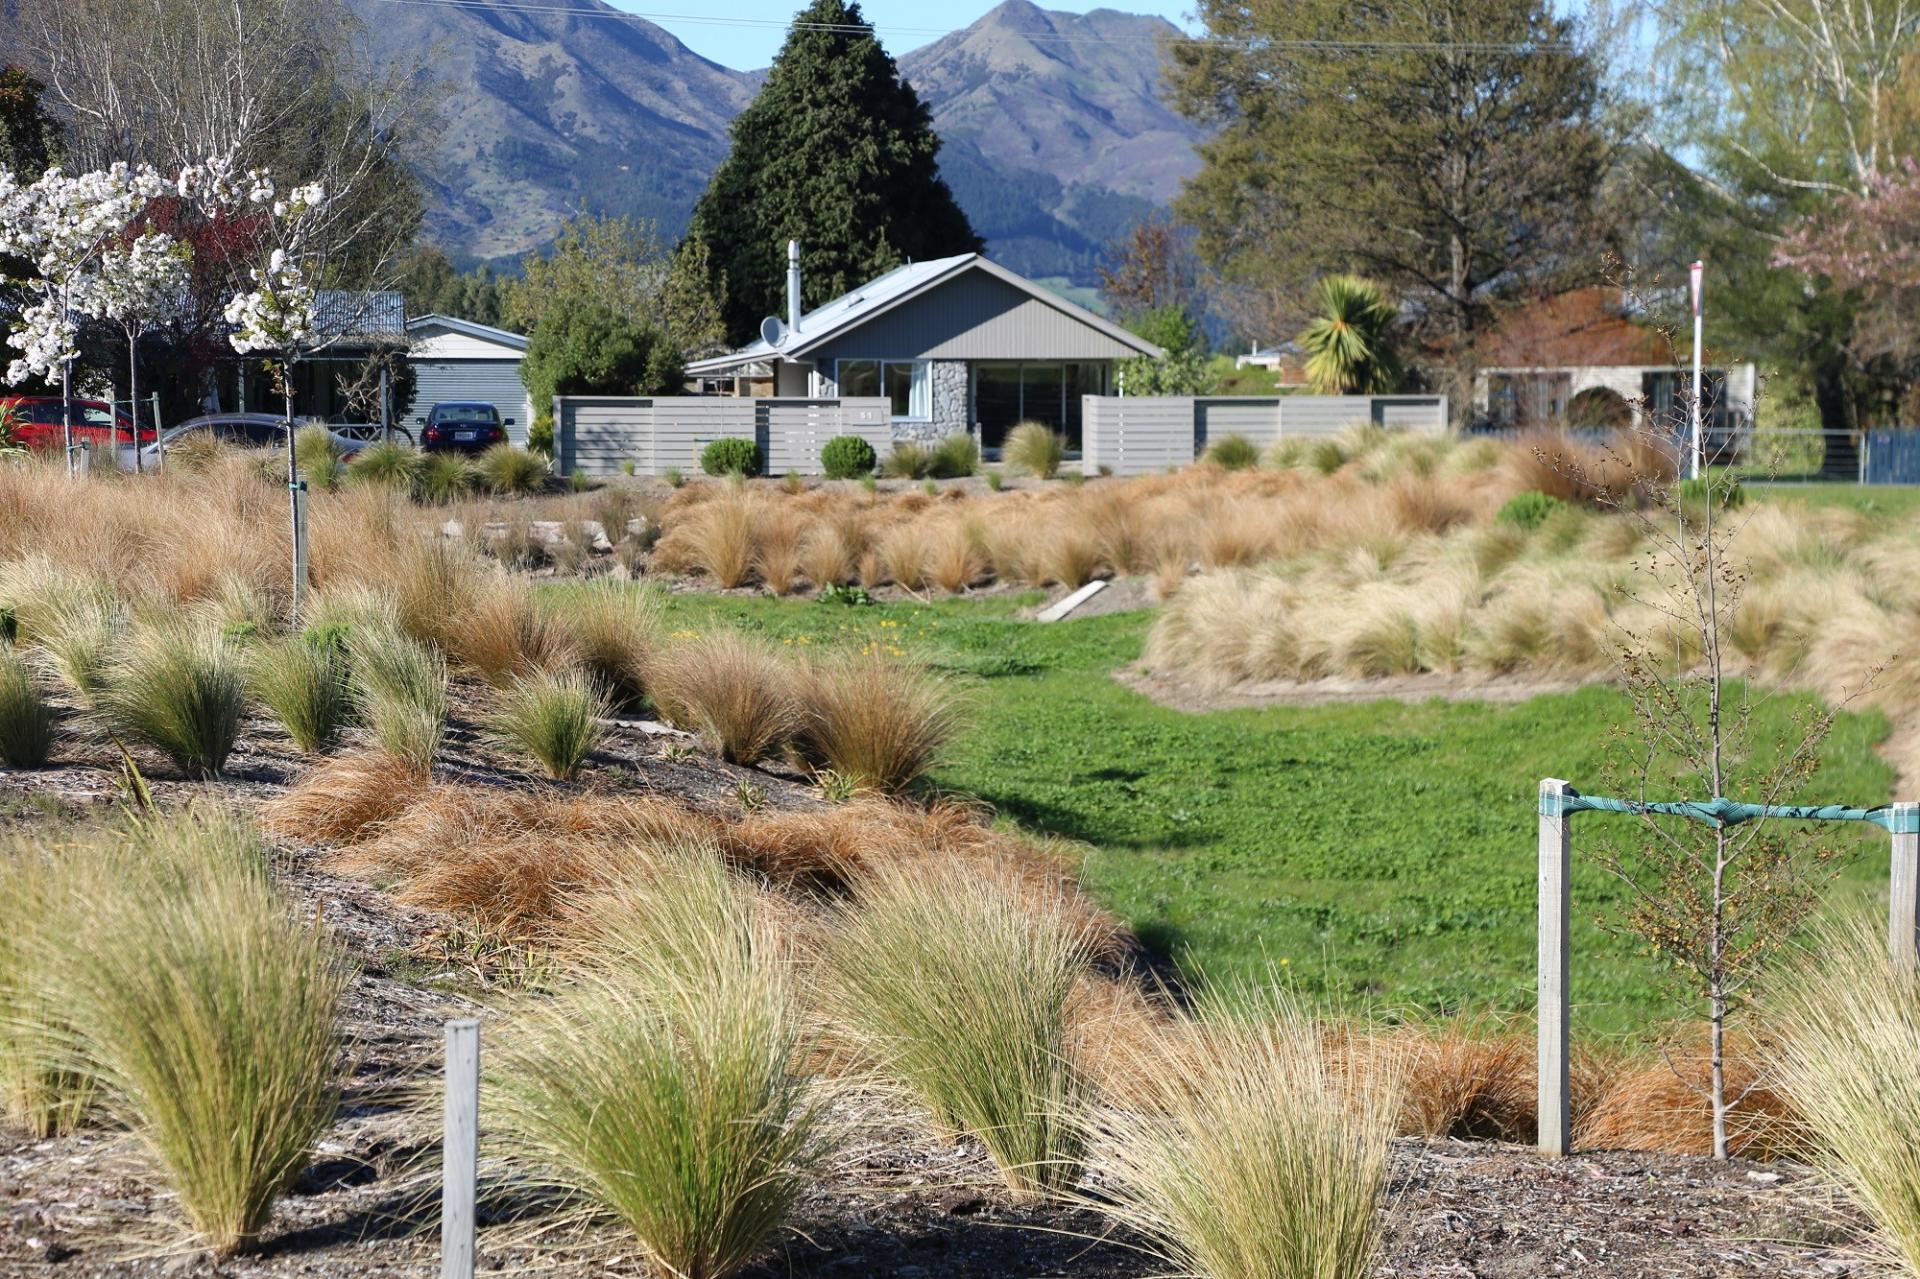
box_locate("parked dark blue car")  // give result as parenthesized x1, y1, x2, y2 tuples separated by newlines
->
(421, 402, 510, 454)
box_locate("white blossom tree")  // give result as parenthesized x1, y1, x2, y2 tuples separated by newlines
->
(87, 229, 191, 471)
(0, 162, 169, 471)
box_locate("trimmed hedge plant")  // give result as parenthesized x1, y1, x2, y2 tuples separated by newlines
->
(701, 437, 760, 477)
(821, 435, 876, 480)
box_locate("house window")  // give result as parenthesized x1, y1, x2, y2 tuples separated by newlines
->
(836, 359, 929, 420)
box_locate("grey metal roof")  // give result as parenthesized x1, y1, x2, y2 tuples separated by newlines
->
(407, 312, 530, 352)
(313, 290, 408, 345)
(686, 254, 1161, 373)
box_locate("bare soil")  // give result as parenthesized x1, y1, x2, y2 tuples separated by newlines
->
(0, 693, 1883, 1277)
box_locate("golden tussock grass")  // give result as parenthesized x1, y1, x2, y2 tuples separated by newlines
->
(648, 630, 800, 764)
(258, 751, 433, 847)
(1574, 1039, 1791, 1158)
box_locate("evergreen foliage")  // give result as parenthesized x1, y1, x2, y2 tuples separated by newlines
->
(820, 435, 877, 480)
(686, 0, 980, 345)
(520, 298, 684, 419)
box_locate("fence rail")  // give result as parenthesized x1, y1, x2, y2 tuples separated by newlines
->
(554, 396, 891, 477)
(1081, 393, 1450, 476)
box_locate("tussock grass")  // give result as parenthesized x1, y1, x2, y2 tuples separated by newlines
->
(649, 631, 799, 764)
(0, 843, 94, 1136)
(42, 811, 344, 1255)
(1574, 1038, 1788, 1157)
(258, 750, 431, 846)
(794, 649, 959, 793)
(489, 854, 832, 1279)
(1004, 421, 1065, 479)
(416, 451, 477, 502)
(476, 443, 548, 495)
(1081, 987, 1399, 1279)
(444, 572, 577, 687)
(1773, 917, 1920, 1270)
(98, 625, 247, 777)
(346, 621, 447, 773)
(929, 433, 980, 479)
(38, 596, 121, 707)
(561, 579, 662, 708)
(824, 860, 1092, 1194)
(656, 486, 758, 588)
(0, 645, 54, 767)
(342, 439, 421, 494)
(294, 424, 344, 491)
(486, 669, 610, 780)
(248, 635, 353, 754)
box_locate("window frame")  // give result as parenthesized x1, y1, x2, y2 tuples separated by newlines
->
(836, 358, 930, 422)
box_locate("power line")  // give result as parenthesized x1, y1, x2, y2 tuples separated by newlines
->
(362, 0, 1579, 55)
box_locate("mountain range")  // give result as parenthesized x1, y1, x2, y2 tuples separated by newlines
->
(346, 0, 1201, 291)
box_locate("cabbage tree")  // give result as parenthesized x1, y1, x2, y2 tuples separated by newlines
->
(1298, 275, 1401, 395)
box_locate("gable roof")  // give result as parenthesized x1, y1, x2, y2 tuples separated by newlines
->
(406, 313, 530, 352)
(313, 290, 407, 345)
(1473, 288, 1674, 369)
(687, 254, 1161, 373)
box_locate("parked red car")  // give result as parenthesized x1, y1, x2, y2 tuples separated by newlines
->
(0, 397, 157, 451)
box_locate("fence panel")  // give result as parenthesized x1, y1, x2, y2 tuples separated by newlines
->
(1083, 396, 1196, 475)
(556, 397, 653, 477)
(1196, 399, 1283, 450)
(760, 398, 891, 474)
(651, 398, 757, 475)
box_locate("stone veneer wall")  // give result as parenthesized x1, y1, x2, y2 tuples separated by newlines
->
(811, 359, 972, 445)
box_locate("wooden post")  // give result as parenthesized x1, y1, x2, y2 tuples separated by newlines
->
(289, 476, 310, 620)
(441, 1018, 479, 1279)
(1890, 803, 1919, 971)
(1538, 779, 1572, 1156)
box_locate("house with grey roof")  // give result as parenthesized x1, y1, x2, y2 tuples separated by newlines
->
(685, 247, 1161, 452)
(404, 314, 533, 444)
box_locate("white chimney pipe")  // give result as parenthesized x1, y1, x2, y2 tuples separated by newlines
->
(787, 240, 802, 335)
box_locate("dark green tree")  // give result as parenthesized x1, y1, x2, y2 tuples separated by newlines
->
(686, 0, 980, 345)
(520, 298, 683, 420)
(0, 65, 60, 176)
(1169, 0, 1615, 400)
(398, 247, 508, 329)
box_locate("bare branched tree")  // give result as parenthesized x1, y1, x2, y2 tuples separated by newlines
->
(1555, 298, 1869, 1158)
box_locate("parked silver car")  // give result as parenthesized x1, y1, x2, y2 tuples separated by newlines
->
(140, 414, 372, 468)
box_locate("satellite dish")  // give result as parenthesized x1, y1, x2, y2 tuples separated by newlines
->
(760, 316, 788, 348)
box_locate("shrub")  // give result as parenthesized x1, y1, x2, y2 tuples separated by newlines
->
(821, 435, 877, 480)
(486, 670, 611, 781)
(99, 626, 247, 778)
(928, 433, 981, 479)
(561, 579, 663, 709)
(794, 650, 959, 793)
(528, 413, 555, 458)
(824, 861, 1091, 1195)
(417, 452, 477, 503)
(49, 811, 344, 1256)
(343, 439, 421, 494)
(1676, 473, 1746, 511)
(1495, 490, 1566, 531)
(1203, 433, 1259, 471)
(1082, 987, 1399, 1279)
(248, 635, 352, 754)
(881, 441, 932, 479)
(521, 297, 684, 420)
(293, 424, 345, 491)
(0, 646, 53, 767)
(490, 855, 829, 1279)
(701, 436, 760, 477)
(347, 622, 447, 774)
(1773, 916, 1920, 1271)
(1004, 421, 1065, 479)
(648, 631, 799, 765)
(476, 443, 548, 496)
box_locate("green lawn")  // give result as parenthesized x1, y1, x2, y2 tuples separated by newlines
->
(629, 590, 1895, 1040)
(1749, 480, 1920, 519)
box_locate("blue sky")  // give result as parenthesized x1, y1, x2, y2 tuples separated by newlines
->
(633, 1, 1201, 70)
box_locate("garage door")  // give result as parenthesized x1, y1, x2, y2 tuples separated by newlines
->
(409, 359, 535, 446)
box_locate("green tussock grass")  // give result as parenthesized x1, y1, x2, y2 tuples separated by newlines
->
(99, 625, 247, 777)
(824, 860, 1090, 1194)
(485, 669, 610, 780)
(346, 622, 447, 773)
(248, 635, 353, 754)
(0, 645, 54, 767)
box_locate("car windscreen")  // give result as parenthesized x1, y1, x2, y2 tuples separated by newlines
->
(434, 406, 497, 425)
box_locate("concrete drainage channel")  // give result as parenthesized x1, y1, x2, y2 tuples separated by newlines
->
(1036, 580, 1108, 622)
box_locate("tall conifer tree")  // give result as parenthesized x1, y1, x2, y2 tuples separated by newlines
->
(687, 0, 980, 345)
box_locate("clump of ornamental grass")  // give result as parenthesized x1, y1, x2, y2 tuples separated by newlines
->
(1203, 434, 1260, 472)
(247, 634, 353, 754)
(476, 443, 548, 495)
(1004, 422, 1065, 479)
(416, 451, 477, 503)
(46, 810, 345, 1256)
(0, 645, 54, 767)
(486, 670, 611, 781)
(0, 554, 113, 644)
(1771, 915, 1920, 1271)
(0, 842, 94, 1136)
(342, 438, 422, 494)
(648, 631, 799, 765)
(38, 597, 122, 707)
(657, 487, 758, 588)
(489, 852, 832, 1279)
(560, 579, 663, 709)
(794, 649, 959, 793)
(882, 441, 933, 479)
(293, 423, 344, 491)
(929, 433, 980, 479)
(347, 621, 448, 773)
(1080, 987, 1400, 1279)
(444, 573, 577, 688)
(97, 624, 247, 777)
(824, 860, 1092, 1195)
